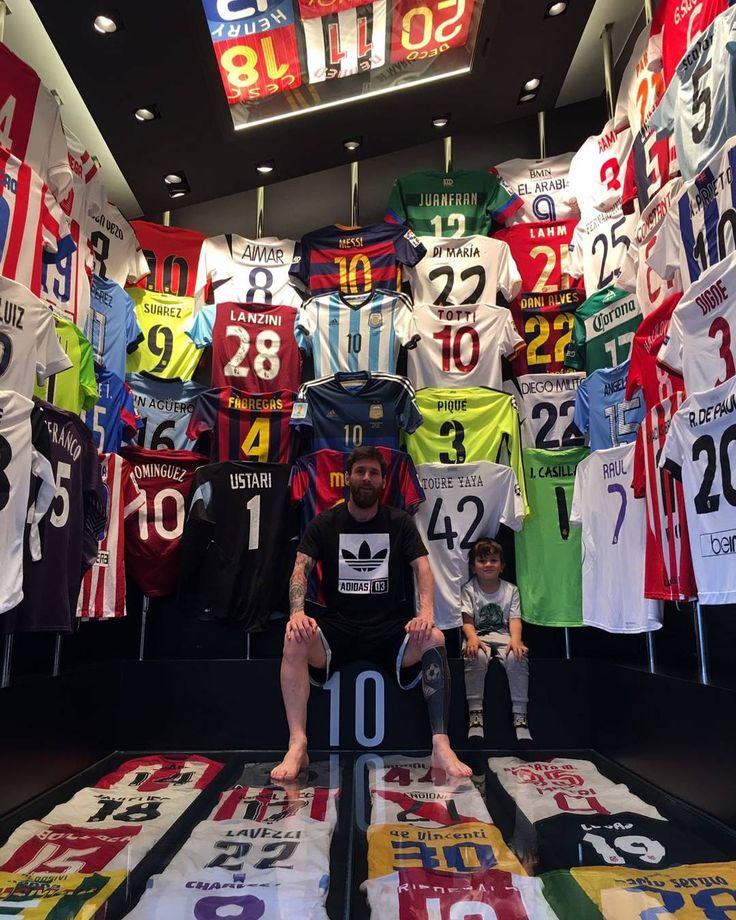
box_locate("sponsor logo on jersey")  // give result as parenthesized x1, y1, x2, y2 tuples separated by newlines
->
(701, 528, 736, 556)
(586, 298, 638, 336)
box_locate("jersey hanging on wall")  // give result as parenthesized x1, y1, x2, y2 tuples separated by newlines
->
(33, 316, 97, 414)
(574, 360, 645, 453)
(302, 0, 387, 83)
(564, 286, 643, 374)
(128, 373, 206, 452)
(82, 369, 139, 454)
(86, 275, 142, 380)
(87, 200, 148, 288)
(519, 373, 585, 451)
(126, 289, 201, 380)
(493, 220, 580, 295)
(131, 220, 205, 298)
(492, 153, 579, 224)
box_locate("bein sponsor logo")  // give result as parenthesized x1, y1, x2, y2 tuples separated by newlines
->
(701, 529, 736, 557)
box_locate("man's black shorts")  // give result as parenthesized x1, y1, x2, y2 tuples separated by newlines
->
(308, 608, 422, 690)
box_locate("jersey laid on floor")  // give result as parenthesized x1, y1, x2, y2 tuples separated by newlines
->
(658, 251, 736, 394)
(83, 369, 139, 453)
(565, 286, 643, 374)
(515, 447, 587, 627)
(302, 1, 386, 83)
(404, 235, 522, 305)
(413, 461, 525, 629)
(487, 757, 663, 825)
(292, 372, 421, 451)
(126, 289, 200, 380)
(188, 388, 295, 463)
(290, 222, 424, 296)
(297, 289, 417, 376)
(212, 786, 338, 827)
(128, 372, 206, 452)
(660, 376, 736, 604)
(95, 754, 223, 792)
(195, 234, 301, 309)
(363, 868, 560, 920)
(370, 786, 492, 827)
(571, 443, 663, 633)
(188, 302, 303, 391)
(386, 170, 523, 236)
(574, 360, 645, 452)
(0, 870, 124, 918)
(369, 756, 477, 793)
(0, 821, 142, 875)
(624, 291, 684, 409)
(492, 153, 578, 224)
(633, 394, 698, 602)
(406, 302, 523, 390)
(86, 275, 142, 379)
(34, 316, 97, 413)
(493, 220, 580, 295)
(87, 200, 148, 287)
(77, 452, 145, 619)
(519, 373, 585, 451)
(180, 461, 293, 627)
(131, 219, 205, 297)
(120, 447, 208, 597)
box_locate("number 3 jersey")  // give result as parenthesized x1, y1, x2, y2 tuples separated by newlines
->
(413, 461, 525, 630)
(126, 289, 200, 380)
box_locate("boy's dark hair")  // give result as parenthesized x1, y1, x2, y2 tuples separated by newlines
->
(346, 446, 387, 477)
(469, 538, 504, 565)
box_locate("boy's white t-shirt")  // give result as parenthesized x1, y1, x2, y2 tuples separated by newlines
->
(460, 577, 520, 638)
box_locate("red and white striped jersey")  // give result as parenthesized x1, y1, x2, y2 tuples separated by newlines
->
(0, 147, 69, 296)
(211, 786, 338, 827)
(633, 394, 698, 602)
(95, 754, 224, 793)
(77, 452, 145, 619)
(0, 821, 141, 875)
(0, 43, 73, 200)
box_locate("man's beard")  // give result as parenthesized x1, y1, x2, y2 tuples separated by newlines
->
(349, 482, 381, 508)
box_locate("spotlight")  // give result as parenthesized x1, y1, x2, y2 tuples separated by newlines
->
(164, 174, 183, 184)
(545, 1, 568, 17)
(433, 115, 450, 128)
(519, 92, 537, 103)
(134, 106, 160, 122)
(343, 138, 361, 151)
(523, 77, 542, 92)
(256, 160, 274, 174)
(165, 172, 190, 199)
(93, 14, 118, 33)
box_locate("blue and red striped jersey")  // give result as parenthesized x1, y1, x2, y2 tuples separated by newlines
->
(289, 222, 425, 296)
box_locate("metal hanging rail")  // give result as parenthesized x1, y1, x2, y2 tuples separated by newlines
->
(256, 187, 265, 237)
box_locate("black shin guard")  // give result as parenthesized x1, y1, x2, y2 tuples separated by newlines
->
(421, 645, 450, 736)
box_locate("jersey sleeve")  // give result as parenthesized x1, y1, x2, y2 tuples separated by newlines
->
(42, 186, 71, 254)
(625, 340, 644, 399)
(569, 461, 586, 527)
(394, 301, 420, 348)
(568, 223, 584, 281)
(125, 292, 144, 352)
(632, 425, 647, 498)
(487, 174, 525, 225)
(289, 238, 311, 293)
(645, 210, 679, 279)
(27, 447, 57, 562)
(385, 180, 408, 225)
(37, 317, 74, 382)
(501, 312, 525, 360)
(497, 244, 522, 301)
(78, 334, 99, 411)
(194, 241, 213, 309)
(574, 377, 591, 437)
(460, 581, 475, 621)
(47, 105, 74, 203)
(657, 313, 684, 374)
(121, 383, 140, 444)
(648, 77, 676, 140)
(295, 301, 316, 352)
(289, 457, 309, 505)
(121, 461, 146, 518)
(395, 227, 426, 267)
(397, 386, 423, 435)
(499, 470, 525, 532)
(187, 305, 216, 348)
(396, 454, 425, 514)
(186, 392, 217, 440)
(564, 314, 587, 370)
(289, 392, 312, 432)
(129, 244, 150, 286)
(82, 442, 107, 567)
(659, 413, 684, 479)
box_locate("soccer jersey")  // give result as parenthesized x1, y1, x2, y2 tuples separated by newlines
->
(650, 0, 733, 85)
(120, 447, 207, 596)
(180, 461, 293, 627)
(511, 292, 582, 375)
(493, 153, 579, 224)
(370, 786, 492, 828)
(574, 361, 645, 452)
(33, 316, 97, 413)
(515, 447, 587, 627)
(302, 0, 386, 82)
(0, 870, 124, 918)
(82, 368, 138, 453)
(86, 275, 142, 379)
(619, 216, 682, 319)
(565, 286, 643, 374)
(519, 373, 585, 450)
(188, 387, 295, 463)
(131, 219, 205, 297)
(292, 371, 421, 451)
(660, 376, 736, 604)
(571, 443, 663, 633)
(96, 754, 223, 792)
(77, 452, 145, 619)
(0, 821, 141, 875)
(128, 372, 206, 451)
(633, 394, 697, 601)
(407, 303, 523, 391)
(414, 461, 524, 628)
(625, 292, 684, 409)
(212, 786, 338, 827)
(87, 200, 148, 287)
(369, 756, 469, 792)
(386, 170, 523, 236)
(493, 220, 579, 294)
(126, 289, 200, 380)
(569, 120, 634, 216)
(404, 235, 522, 305)
(297, 289, 417, 376)
(0, 277, 71, 398)
(658, 251, 736, 393)
(195, 234, 301, 309)
(290, 222, 424, 296)
(188, 302, 303, 391)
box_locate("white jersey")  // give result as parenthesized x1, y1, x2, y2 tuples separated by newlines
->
(0, 277, 72, 398)
(493, 153, 579, 224)
(406, 302, 523, 390)
(163, 819, 332, 891)
(660, 376, 736, 605)
(569, 204, 638, 294)
(195, 235, 301, 310)
(658, 249, 736, 393)
(370, 785, 492, 827)
(363, 868, 560, 920)
(87, 200, 149, 287)
(211, 786, 338, 828)
(571, 443, 663, 633)
(414, 461, 525, 629)
(519, 373, 585, 450)
(302, 1, 386, 83)
(0, 392, 55, 613)
(487, 757, 663, 824)
(125, 876, 329, 920)
(297, 289, 417, 377)
(404, 235, 521, 305)
(369, 755, 474, 794)
(569, 121, 634, 215)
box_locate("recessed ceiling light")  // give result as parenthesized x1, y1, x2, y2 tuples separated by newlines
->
(164, 173, 183, 184)
(93, 14, 118, 33)
(134, 106, 159, 122)
(169, 188, 189, 199)
(343, 138, 361, 151)
(519, 92, 537, 103)
(546, 1, 568, 16)
(523, 77, 541, 92)
(433, 115, 450, 128)
(256, 161, 274, 174)
(164, 172, 190, 198)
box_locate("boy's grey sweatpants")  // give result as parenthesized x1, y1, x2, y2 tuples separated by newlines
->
(463, 633, 529, 715)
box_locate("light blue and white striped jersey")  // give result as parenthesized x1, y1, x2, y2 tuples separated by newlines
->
(126, 372, 206, 451)
(296, 288, 418, 377)
(85, 275, 142, 380)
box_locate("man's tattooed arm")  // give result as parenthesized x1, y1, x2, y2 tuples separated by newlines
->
(289, 552, 316, 617)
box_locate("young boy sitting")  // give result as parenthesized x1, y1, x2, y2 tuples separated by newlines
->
(461, 538, 531, 742)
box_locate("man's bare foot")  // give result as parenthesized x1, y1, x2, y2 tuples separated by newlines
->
(271, 742, 309, 782)
(431, 738, 473, 778)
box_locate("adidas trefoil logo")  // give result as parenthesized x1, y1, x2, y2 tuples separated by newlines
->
(340, 540, 388, 573)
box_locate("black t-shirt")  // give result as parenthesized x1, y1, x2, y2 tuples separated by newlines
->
(298, 502, 427, 619)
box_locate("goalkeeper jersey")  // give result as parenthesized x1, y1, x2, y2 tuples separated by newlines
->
(33, 317, 97, 413)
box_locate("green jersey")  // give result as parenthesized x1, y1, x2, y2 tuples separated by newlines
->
(34, 317, 98, 413)
(385, 170, 523, 237)
(405, 386, 527, 510)
(515, 447, 588, 627)
(564, 285, 642, 373)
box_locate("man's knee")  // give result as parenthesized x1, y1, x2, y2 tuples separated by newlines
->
(282, 635, 312, 662)
(408, 627, 445, 654)
(427, 627, 445, 649)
